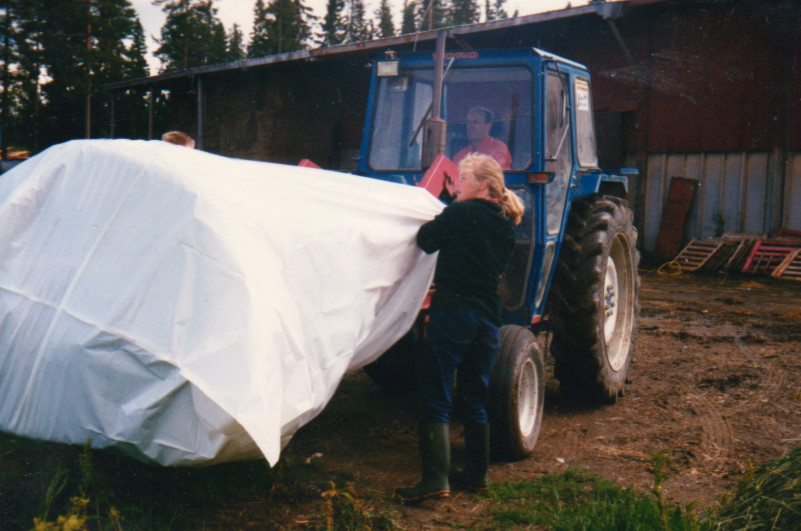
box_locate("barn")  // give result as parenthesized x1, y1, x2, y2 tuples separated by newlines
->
(105, 0, 801, 254)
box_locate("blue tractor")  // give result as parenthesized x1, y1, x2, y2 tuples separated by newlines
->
(358, 38, 640, 460)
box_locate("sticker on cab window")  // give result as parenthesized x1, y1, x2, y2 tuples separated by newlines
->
(575, 78, 590, 111)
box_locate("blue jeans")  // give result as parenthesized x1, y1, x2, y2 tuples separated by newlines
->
(418, 310, 501, 424)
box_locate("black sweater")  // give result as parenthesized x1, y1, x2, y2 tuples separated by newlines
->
(417, 199, 515, 325)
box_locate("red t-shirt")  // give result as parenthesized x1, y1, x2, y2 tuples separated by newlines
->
(453, 136, 512, 170)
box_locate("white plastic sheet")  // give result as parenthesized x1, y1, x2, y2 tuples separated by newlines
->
(0, 139, 443, 466)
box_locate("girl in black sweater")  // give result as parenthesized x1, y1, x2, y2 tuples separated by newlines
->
(397, 153, 525, 504)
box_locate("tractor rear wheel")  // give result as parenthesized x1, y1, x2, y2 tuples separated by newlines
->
(488, 325, 545, 460)
(548, 195, 639, 403)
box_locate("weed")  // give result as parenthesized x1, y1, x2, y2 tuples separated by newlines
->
(650, 448, 673, 529)
(320, 481, 400, 531)
(37, 467, 69, 524)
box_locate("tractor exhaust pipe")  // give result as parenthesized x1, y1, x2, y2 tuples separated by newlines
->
(421, 30, 448, 170)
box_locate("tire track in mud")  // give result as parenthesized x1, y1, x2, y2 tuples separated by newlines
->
(679, 380, 733, 476)
(731, 335, 786, 399)
(650, 303, 790, 477)
(675, 325, 781, 477)
(725, 334, 791, 458)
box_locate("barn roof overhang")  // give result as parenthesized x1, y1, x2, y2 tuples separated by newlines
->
(104, 0, 656, 92)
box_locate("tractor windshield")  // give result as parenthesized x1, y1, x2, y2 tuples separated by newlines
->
(368, 66, 533, 171)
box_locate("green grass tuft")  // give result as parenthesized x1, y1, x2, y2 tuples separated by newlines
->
(484, 467, 711, 531)
(714, 445, 801, 531)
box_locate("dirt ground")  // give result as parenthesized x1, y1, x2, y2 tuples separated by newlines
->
(275, 270, 801, 529)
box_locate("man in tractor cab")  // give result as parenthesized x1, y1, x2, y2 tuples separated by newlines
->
(453, 107, 512, 170)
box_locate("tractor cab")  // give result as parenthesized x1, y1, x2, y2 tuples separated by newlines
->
(358, 47, 604, 326)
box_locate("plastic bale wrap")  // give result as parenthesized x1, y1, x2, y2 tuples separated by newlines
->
(0, 139, 443, 466)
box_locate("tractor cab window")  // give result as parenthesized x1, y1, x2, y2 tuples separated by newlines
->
(369, 76, 432, 170)
(368, 66, 533, 171)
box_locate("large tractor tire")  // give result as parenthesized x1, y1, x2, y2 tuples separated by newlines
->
(548, 195, 639, 404)
(488, 325, 545, 460)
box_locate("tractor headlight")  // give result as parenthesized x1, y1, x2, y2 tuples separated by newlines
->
(376, 61, 399, 77)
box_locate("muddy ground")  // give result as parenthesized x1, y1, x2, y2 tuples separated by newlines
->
(271, 270, 801, 529)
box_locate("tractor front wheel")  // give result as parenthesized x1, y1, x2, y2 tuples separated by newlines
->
(488, 325, 545, 460)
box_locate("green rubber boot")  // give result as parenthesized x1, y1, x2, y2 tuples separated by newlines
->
(450, 422, 490, 493)
(395, 423, 451, 504)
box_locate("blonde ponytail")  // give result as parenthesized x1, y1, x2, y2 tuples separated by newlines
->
(499, 188, 525, 225)
(458, 153, 525, 225)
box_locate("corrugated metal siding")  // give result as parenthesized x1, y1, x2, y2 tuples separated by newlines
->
(642, 151, 800, 252)
(787, 153, 801, 230)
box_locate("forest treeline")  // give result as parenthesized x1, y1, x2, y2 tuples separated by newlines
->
(0, 0, 515, 158)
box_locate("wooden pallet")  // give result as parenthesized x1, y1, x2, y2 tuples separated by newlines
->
(702, 240, 741, 272)
(720, 236, 757, 273)
(673, 239, 726, 272)
(771, 248, 801, 281)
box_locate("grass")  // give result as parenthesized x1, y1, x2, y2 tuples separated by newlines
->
(714, 444, 801, 530)
(482, 466, 711, 531)
(2, 430, 799, 530)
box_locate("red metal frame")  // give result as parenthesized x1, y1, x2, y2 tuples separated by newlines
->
(297, 159, 321, 168)
(741, 240, 798, 275)
(416, 154, 458, 198)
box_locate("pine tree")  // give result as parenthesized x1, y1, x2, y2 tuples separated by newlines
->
(112, 19, 152, 140)
(249, 0, 271, 57)
(485, 0, 509, 21)
(417, 0, 448, 31)
(400, 0, 417, 34)
(319, 0, 347, 47)
(7, 0, 50, 151)
(1, 0, 25, 157)
(345, 0, 373, 43)
(89, 0, 150, 138)
(1, 0, 149, 151)
(375, 0, 395, 39)
(227, 23, 245, 59)
(261, 0, 312, 55)
(451, 0, 479, 26)
(155, 0, 228, 71)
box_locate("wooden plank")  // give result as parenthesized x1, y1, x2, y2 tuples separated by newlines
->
(654, 177, 700, 260)
(771, 249, 801, 280)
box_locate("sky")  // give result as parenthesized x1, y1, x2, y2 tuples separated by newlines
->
(131, 0, 588, 74)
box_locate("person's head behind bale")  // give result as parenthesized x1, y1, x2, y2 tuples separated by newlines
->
(161, 131, 196, 149)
